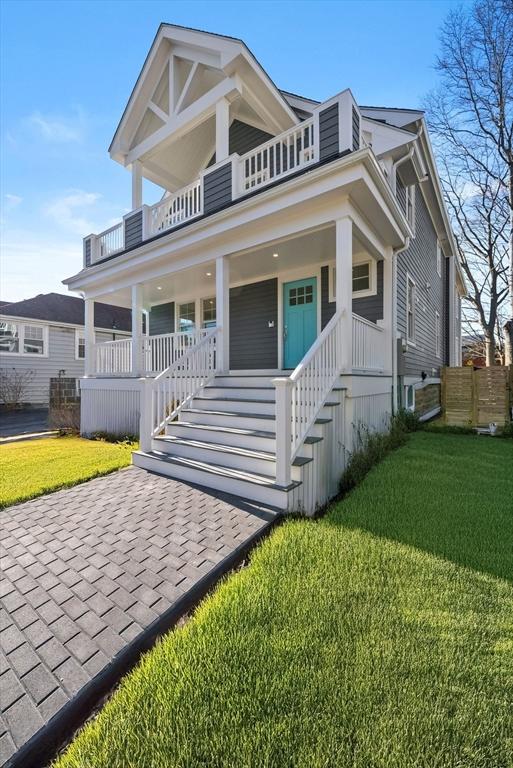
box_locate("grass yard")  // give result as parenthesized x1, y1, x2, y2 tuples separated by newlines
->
(56, 432, 513, 768)
(0, 436, 134, 508)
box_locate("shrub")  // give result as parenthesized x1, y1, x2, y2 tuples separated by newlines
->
(0, 368, 34, 409)
(498, 421, 513, 438)
(89, 431, 138, 446)
(422, 422, 475, 436)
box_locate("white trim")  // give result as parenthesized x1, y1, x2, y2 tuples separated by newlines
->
(406, 272, 416, 346)
(436, 240, 442, 278)
(0, 320, 49, 358)
(435, 310, 441, 358)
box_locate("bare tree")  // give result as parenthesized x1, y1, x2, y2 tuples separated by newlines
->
(0, 369, 35, 409)
(426, 0, 513, 365)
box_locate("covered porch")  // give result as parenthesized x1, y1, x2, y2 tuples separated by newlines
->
(84, 218, 392, 379)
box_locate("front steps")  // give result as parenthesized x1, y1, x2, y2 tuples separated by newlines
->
(133, 372, 344, 512)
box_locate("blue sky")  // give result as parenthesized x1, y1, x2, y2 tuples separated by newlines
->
(0, 0, 466, 301)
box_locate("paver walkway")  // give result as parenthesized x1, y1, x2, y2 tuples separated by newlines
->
(0, 467, 277, 768)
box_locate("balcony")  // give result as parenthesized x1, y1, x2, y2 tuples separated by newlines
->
(84, 90, 362, 267)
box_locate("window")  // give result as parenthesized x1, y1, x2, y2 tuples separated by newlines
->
(23, 325, 44, 355)
(202, 297, 216, 328)
(435, 311, 441, 357)
(405, 185, 415, 230)
(405, 385, 415, 412)
(178, 302, 196, 332)
(0, 322, 19, 353)
(289, 284, 313, 306)
(436, 241, 442, 277)
(75, 330, 86, 360)
(0, 321, 47, 356)
(329, 259, 376, 303)
(406, 274, 416, 344)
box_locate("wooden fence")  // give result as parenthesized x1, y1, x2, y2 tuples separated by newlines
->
(441, 366, 512, 426)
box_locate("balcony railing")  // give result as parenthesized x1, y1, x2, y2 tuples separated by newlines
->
(84, 91, 360, 266)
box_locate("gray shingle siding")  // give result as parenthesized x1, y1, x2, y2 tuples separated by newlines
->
(148, 302, 175, 335)
(321, 263, 384, 328)
(397, 184, 447, 377)
(124, 210, 143, 249)
(203, 162, 232, 215)
(319, 103, 339, 161)
(229, 279, 278, 369)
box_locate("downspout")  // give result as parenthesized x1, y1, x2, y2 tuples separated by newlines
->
(392, 238, 410, 413)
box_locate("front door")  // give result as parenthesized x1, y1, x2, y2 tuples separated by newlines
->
(283, 277, 317, 369)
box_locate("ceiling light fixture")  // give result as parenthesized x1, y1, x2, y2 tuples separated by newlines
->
(157, 286, 162, 290)
(206, 271, 212, 276)
(272, 252, 279, 258)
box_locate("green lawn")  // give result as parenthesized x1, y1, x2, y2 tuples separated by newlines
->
(0, 436, 134, 508)
(56, 432, 513, 768)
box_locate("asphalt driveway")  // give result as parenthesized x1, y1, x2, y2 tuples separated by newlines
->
(0, 410, 49, 438)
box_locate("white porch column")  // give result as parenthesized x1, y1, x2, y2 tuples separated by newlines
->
(335, 217, 353, 372)
(84, 297, 95, 376)
(131, 284, 144, 376)
(382, 248, 393, 376)
(216, 256, 230, 373)
(215, 98, 230, 163)
(131, 160, 143, 210)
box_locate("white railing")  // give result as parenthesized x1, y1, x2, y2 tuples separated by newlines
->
(238, 118, 316, 193)
(352, 313, 384, 372)
(143, 329, 210, 375)
(274, 310, 344, 486)
(149, 179, 202, 236)
(142, 327, 219, 444)
(94, 338, 132, 375)
(98, 222, 124, 260)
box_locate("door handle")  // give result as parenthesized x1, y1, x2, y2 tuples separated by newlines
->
(283, 325, 288, 340)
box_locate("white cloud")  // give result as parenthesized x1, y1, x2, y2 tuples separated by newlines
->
(27, 108, 87, 143)
(43, 189, 102, 235)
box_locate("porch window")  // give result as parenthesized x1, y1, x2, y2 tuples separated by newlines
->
(178, 302, 196, 332)
(0, 321, 47, 356)
(329, 259, 376, 302)
(406, 274, 416, 344)
(202, 297, 216, 328)
(352, 263, 371, 293)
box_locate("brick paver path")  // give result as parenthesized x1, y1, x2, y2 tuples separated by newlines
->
(0, 467, 276, 767)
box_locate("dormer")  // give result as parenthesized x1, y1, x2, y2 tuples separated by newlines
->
(110, 24, 299, 204)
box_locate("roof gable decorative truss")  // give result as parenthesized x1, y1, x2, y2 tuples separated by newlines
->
(111, 24, 298, 166)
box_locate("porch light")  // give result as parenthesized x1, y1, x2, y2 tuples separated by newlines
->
(273, 252, 279, 258)
(206, 271, 212, 276)
(157, 286, 162, 290)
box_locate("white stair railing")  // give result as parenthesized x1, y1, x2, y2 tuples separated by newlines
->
(143, 329, 210, 375)
(238, 118, 316, 194)
(274, 310, 344, 486)
(139, 327, 219, 451)
(352, 313, 384, 372)
(149, 179, 202, 235)
(93, 338, 132, 375)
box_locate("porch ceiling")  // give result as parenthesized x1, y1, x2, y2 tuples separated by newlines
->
(93, 226, 371, 309)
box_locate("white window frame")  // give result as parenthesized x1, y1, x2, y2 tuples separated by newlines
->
(436, 241, 442, 278)
(435, 310, 441, 357)
(176, 301, 196, 333)
(328, 256, 378, 303)
(0, 321, 49, 357)
(405, 184, 416, 232)
(75, 329, 86, 360)
(406, 273, 416, 346)
(201, 296, 216, 328)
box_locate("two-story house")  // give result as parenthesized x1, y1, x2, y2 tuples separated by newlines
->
(63, 24, 465, 513)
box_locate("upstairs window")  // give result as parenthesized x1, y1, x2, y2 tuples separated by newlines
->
(406, 274, 416, 344)
(0, 321, 47, 356)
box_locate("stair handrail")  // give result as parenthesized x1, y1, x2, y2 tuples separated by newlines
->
(139, 327, 219, 450)
(273, 310, 345, 486)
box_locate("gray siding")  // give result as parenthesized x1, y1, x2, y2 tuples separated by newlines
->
(124, 210, 143, 249)
(229, 279, 278, 369)
(319, 103, 339, 161)
(207, 120, 273, 168)
(149, 302, 174, 335)
(203, 162, 232, 215)
(0, 326, 126, 405)
(321, 263, 384, 328)
(397, 185, 447, 377)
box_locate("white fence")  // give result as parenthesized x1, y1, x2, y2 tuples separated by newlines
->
(149, 179, 202, 236)
(97, 222, 124, 260)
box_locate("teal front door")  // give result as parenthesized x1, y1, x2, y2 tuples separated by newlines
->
(283, 277, 317, 369)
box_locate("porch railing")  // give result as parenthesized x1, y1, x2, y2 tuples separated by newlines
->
(352, 313, 384, 372)
(93, 338, 132, 375)
(237, 118, 316, 193)
(143, 329, 211, 374)
(149, 179, 202, 236)
(274, 309, 344, 486)
(139, 327, 219, 450)
(98, 222, 124, 259)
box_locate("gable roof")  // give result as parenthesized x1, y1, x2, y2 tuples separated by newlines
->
(0, 293, 132, 331)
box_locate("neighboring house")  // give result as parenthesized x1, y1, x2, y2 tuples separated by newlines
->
(0, 293, 131, 406)
(63, 24, 466, 513)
